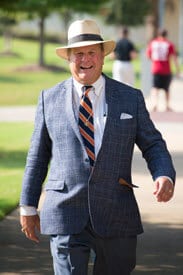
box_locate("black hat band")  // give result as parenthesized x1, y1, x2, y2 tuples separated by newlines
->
(68, 34, 103, 45)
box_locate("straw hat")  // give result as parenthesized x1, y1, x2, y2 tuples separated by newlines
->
(56, 19, 116, 60)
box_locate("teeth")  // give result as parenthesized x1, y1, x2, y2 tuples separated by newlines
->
(81, 66, 92, 69)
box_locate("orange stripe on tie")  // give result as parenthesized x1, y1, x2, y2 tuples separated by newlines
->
(86, 147, 95, 160)
(79, 127, 94, 146)
(80, 100, 92, 114)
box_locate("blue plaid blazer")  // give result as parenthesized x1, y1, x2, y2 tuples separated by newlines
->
(20, 74, 175, 237)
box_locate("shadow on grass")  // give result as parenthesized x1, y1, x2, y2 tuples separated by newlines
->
(0, 75, 29, 84)
(0, 149, 27, 169)
(0, 199, 19, 221)
(0, 51, 22, 58)
(0, 209, 182, 275)
(14, 64, 69, 74)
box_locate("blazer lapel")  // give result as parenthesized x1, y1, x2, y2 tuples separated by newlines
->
(101, 75, 116, 141)
(64, 78, 85, 148)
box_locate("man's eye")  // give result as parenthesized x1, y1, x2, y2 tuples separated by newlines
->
(76, 52, 83, 58)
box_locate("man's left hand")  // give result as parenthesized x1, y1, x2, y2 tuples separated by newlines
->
(20, 215, 40, 243)
(153, 177, 174, 202)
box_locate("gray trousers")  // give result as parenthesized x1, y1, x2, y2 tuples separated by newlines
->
(50, 221, 137, 275)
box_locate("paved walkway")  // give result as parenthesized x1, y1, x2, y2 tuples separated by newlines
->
(0, 78, 183, 274)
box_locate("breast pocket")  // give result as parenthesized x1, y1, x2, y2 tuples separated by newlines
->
(44, 180, 65, 191)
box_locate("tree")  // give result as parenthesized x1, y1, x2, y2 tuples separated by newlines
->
(0, 13, 16, 53)
(106, 0, 151, 26)
(105, 0, 169, 41)
(0, 1, 22, 53)
(16, 0, 61, 67)
(0, 0, 110, 67)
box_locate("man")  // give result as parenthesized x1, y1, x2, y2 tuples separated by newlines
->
(146, 28, 179, 111)
(112, 27, 137, 86)
(20, 19, 175, 275)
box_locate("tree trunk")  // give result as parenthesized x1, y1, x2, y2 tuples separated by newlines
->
(39, 15, 45, 67)
(145, 0, 159, 42)
(61, 10, 72, 44)
(151, 0, 159, 37)
(3, 28, 12, 53)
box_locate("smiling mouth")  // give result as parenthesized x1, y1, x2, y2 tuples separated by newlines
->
(80, 66, 93, 70)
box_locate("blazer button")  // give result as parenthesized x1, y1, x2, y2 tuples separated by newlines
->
(85, 158, 89, 163)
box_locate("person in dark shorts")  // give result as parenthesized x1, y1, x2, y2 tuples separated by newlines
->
(146, 28, 179, 111)
(153, 74, 172, 91)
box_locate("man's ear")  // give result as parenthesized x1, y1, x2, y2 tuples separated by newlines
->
(67, 49, 71, 61)
(102, 55, 105, 65)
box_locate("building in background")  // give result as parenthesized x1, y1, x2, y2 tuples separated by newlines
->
(163, 0, 183, 62)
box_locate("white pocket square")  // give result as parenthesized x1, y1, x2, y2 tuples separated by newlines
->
(120, 113, 133, 119)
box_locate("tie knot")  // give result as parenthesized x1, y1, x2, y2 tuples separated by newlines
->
(82, 85, 93, 96)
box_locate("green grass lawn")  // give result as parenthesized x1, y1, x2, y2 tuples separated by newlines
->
(0, 37, 70, 106)
(0, 122, 33, 220)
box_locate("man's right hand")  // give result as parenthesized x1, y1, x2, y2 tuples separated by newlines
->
(20, 215, 40, 243)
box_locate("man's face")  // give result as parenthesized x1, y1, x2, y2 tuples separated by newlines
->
(68, 44, 104, 85)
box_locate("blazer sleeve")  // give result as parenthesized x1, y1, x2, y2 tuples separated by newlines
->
(20, 91, 52, 207)
(135, 90, 176, 183)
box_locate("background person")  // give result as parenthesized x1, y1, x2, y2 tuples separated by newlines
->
(20, 19, 175, 275)
(146, 28, 180, 111)
(112, 26, 138, 86)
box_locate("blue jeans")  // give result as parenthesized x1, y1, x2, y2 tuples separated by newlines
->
(50, 221, 137, 275)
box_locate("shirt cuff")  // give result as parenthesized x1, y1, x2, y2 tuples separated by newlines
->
(156, 176, 174, 184)
(20, 205, 38, 216)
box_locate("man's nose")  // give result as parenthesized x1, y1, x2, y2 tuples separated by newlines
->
(81, 53, 90, 62)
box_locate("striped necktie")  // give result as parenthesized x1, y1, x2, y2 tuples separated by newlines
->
(78, 86, 95, 167)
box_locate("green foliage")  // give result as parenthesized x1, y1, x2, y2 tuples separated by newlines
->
(106, 0, 151, 26)
(0, 0, 22, 12)
(0, 16, 16, 25)
(0, 122, 33, 220)
(0, 0, 109, 16)
(0, 0, 111, 66)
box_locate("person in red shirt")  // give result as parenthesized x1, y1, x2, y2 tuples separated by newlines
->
(146, 28, 179, 111)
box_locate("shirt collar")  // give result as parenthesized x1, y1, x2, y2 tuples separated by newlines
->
(73, 75, 104, 98)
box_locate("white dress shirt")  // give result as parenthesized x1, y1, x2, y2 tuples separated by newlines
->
(73, 75, 107, 157)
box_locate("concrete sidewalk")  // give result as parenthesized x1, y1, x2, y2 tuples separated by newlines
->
(0, 77, 183, 122)
(0, 78, 183, 274)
